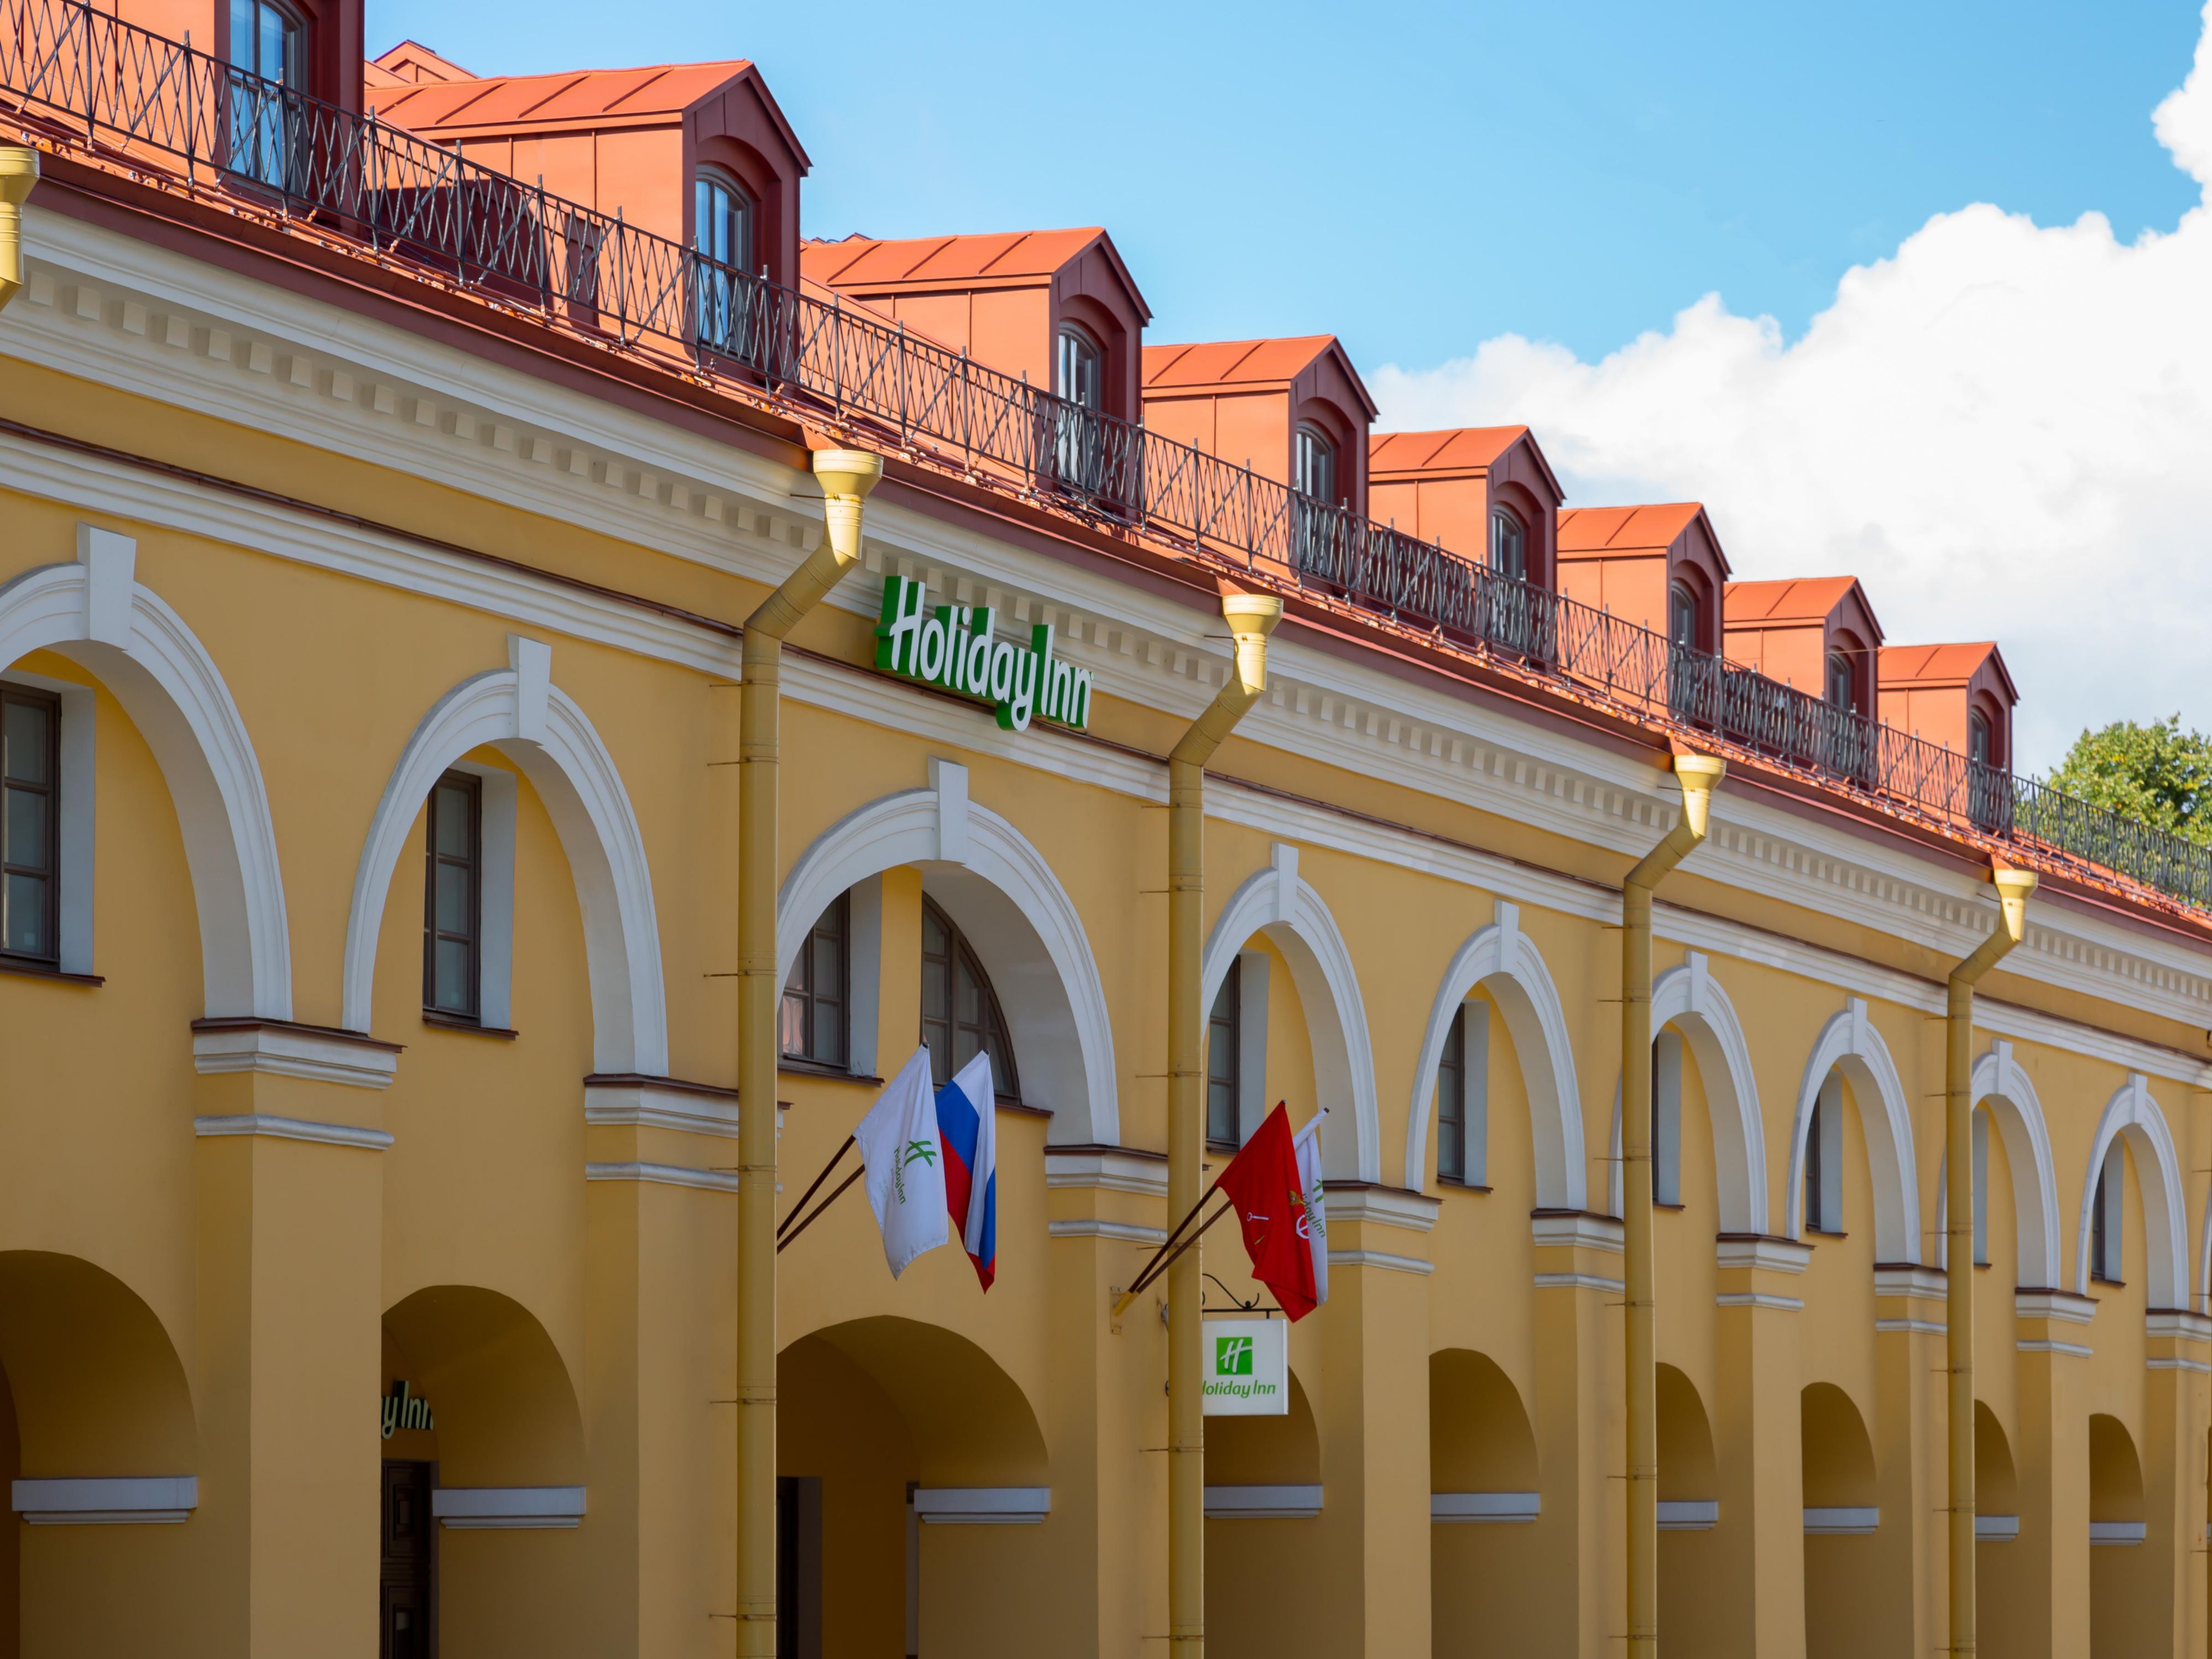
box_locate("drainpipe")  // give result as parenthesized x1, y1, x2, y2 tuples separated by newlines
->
(737, 447, 882, 1655)
(1945, 865, 2035, 1659)
(1166, 589, 1284, 1654)
(0, 149, 38, 314)
(1621, 750, 1725, 1657)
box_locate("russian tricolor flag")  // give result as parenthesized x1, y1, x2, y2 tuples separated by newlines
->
(935, 1052, 998, 1290)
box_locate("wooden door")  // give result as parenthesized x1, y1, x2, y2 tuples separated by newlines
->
(380, 1459, 435, 1658)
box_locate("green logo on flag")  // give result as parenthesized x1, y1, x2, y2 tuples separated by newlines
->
(1215, 1335, 1254, 1376)
(901, 1139, 937, 1170)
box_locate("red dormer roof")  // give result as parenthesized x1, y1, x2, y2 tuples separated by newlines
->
(803, 229, 1150, 319)
(1142, 336, 1379, 418)
(365, 41, 474, 89)
(1558, 502, 1714, 561)
(1723, 576, 1881, 634)
(1879, 642, 2018, 703)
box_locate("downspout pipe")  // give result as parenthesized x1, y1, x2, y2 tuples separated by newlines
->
(1166, 589, 1283, 1655)
(1621, 750, 1725, 1657)
(0, 149, 38, 314)
(1945, 864, 2036, 1659)
(737, 447, 881, 1656)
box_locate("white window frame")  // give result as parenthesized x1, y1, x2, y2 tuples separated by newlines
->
(442, 759, 515, 1031)
(1, 668, 95, 976)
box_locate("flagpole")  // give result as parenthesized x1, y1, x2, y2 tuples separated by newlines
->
(776, 1166, 864, 1253)
(778, 1135, 856, 1240)
(1120, 1198, 1233, 1304)
(1113, 1178, 1225, 1317)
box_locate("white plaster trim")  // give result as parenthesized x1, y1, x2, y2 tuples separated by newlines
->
(1204, 1485, 1322, 1520)
(1718, 1292, 1806, 1312)
(432, 1486, 585, 1530)
(1875, 1265, 1949, 1300)
(2090, 1521, 2147, 1546)
(2147, 1356, 2212, 1374)
(1976, 1514, 2020, 1541)
(582, 1078, 740, 1138)
(1402, 900, 1587, 1207)
(1203, 849, 1381, 1181)
(1716, 1237, 1813, 1275)
(341, 642, 668, 1072)
(1658, 1501, 1718, 1531)
(1607, 954, 1767, 1233)
(2073, 1074, 2187, 1305)
(190, 1022, 399, 1088)
(0, 666, 96, 974)
(1940, 1041, 2062, 1289)
(194, 1113, 393, 1150)
(778, 773, 1118, 1145)
(1785, 998, 1919, 1261)
(2016, 1290, 2098, 1325)
(13, 1476, 196, 1524)
(1531, 1212, 1625, 1254)
(1876, 1318, 1946, 1336)
(2147, 1309, 2212, 1342)
(912, 1488, 1050, 1525)
(1047, 1219, 1168, 1245)
(446, 758, 517, 1030)
(1804, 1506, 1879, 1535)
(0, 549, 290, 1018)
(1327, 1248, 1433, 1276)
(584, 1161, 739, 1193)
(1322, 1185, 1440, 1234)
(1431, 1491, 1540, 1524)
(2017, 1339, 2094, 1358)
(1044, 1147, 1168, 1198)
(1535, 1272, 1625, 1293)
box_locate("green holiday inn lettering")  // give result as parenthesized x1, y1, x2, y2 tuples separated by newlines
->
(874, 575, 1093, 733)
(382, 1379, 434, 1440)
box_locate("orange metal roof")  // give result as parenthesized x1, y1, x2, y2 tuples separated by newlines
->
(1879, 641, 2018, 700)
(1368, 426, 1526, 477)
(805, 228, 1113, 286)
(1557, 503, 1704, 555)
(1142, 337, 1339, 392)
(370, 60, 759, 133)
(1724, 576, 1867, 625)
(364, 41, 474, 88)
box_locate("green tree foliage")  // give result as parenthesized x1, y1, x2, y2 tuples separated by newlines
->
(2048, 716, 2212, 844)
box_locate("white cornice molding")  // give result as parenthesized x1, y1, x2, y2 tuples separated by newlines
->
(584, 1160, 739, 1193)
(2147, 1309, 2212, 1343)
(12, 1476, 197, 1524)
(189, 1019, 400, 1089)
(1875, 1265, 1949, 1301)
(431, 1486, 586, 1530)
(1322, 1183, 1440, 1234)
(1047, 1218, 1168, 1245)
(1327, 1248, 1434, 1276)
(2017, 1288, 2099, 1326)
(1043, 1146, 1169, 1199)
(194, 1112, 393, 1150)
(1717, 1237, 1813, 1275)
(1531, 1211, 1626, 1254)
(582, 1076, 740, 1139)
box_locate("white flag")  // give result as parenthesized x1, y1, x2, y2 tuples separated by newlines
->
(853, 1047, 950, 1279)
(1292, 1112, 1328, 1311)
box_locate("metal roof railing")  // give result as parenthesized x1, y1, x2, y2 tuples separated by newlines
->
(5, 0, 2208, 915)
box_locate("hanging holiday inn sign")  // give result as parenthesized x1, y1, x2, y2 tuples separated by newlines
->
(875, 576, 1094, 733)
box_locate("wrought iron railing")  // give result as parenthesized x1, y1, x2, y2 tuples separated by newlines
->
(4, 0, 2208, 912)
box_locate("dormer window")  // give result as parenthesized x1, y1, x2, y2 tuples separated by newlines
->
(1056, 326, 1102, 411)
(1969, 711, 1992, 766)
(226, 0, 305, 187)
(1668, 581, 1702, 652)
(1490, 507, 1527, 581)
(1825, 650, 1856, 714)
(694, 169, 755, 275)
(1295, 426, 1337, 505)
(229, 0, 305, 86)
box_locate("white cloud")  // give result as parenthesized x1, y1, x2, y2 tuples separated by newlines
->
(1371, 2, 2212, 773)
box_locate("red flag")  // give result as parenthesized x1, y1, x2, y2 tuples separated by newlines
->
(1214, 1102, 1320, 1321)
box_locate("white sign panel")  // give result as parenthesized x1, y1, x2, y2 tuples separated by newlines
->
(1201, 1318, 1288, 1416)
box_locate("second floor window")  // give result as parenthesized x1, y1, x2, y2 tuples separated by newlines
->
(422, 771, 481, 1020)
(1651, 1029, 1683, 1206)
(2091, 1146, 2124, 1284)
(1436, 999, 1490, 1187)
(2, 686, 60, 965)
(921, 898, 1018, 1099)
(226, 0, 305, 189)
(781, 894, 849, 1068)
(1804, 1073, 1843, 1233)
(1206, 960, 1241, 1150)
(1490, 508, 1527, 582)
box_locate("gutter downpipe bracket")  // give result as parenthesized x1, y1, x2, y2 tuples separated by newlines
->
(1945, 863, 2035, 1659)
(736, 446, 881, 1657)
(1621, 750, 1724, 1657)
(1164, 588, 1282, 1656)
(0, 147, 38, 312)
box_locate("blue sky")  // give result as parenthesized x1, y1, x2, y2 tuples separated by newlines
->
(366, 1, 2205, 368)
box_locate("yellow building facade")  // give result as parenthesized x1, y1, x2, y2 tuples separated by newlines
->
(1, 16, 2211, 1657)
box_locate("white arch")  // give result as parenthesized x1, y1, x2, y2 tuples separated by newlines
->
(776, 760, 1118, 1146)
(0, 534, 290, 1018)
(1783, 998, 1921, 1261)
(1400, 900, 1585, 1208)
(1200, 843, 1381, 1182)
(341, 638, 667, 1073)
(1942, 1041, 2063, 1287)
(1607, 953, 1768, 1234)
(2073, 1074, 2187, 1308)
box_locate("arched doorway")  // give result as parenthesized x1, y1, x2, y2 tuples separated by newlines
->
(1656, 1363, 1723, 1652)
(779, 1317, 1050, 1658)
(1801, 1382, 1879, 1658)
(1430, 1349, 1542, 1654)
(1974, 1402, 2041, 1653)
(1204, 1363, 1322, 1659)
(2089, 1413, 2153, 1657)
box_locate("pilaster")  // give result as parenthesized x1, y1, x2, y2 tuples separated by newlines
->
(1991, 1292, 2096, 1658)
(1870, 1264, 1945, 1658)
(1712, 1235, 1810, 1659)
(1529, 1209, 1624, 1659)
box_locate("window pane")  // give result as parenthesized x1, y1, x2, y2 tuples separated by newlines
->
(921, 958, 948, 1025)
(815, 999, 846, 1067)
(957, 961, 982, 1026)
(5, 784, 48, 868)
(4, 870, 48, 954)
(434, 786, 472, 856)
(780, 990, 807, 1057)
(431, 940, 471, 1011)
(3, 700, 49, 785)
(813, 927, 842, 993)
(435, 861, 471, 933)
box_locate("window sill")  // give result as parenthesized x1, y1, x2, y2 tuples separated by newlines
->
(2090, 1275, 2127, 1289)
(1437, 1179, 1493, 1194)
(1807, 1228, 1848, 1240)
(1653, 1201, 1687, 1213)
(0, 957, 102, 987)
(421, 1011, 518, 1040)
(998, 1099, 1050, 1119)
(777, 1059, 881, 1084)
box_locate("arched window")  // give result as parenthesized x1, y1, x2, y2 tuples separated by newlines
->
(1053, 325, 1106, 491)
(1668, 580, 1702, 652)
(1206, 959, 1240, 1151)
(1056, 325, 1102, 411)
(781, 893, 849, 1068)
(1825, 650, 1856, 714)
(226, 0, 306, 188)
(1295, 425, 1336, 504)
(2091, 1146, 2123, 1283)
(1651, 1029, 1683, 1206)
(1968, 709, 1992, 766)
(1490, 507, 1527, 582)
(921, 897, 1019, 1100)
(1804, 1072, 1843, 1233)
(693, 169, 755, 273)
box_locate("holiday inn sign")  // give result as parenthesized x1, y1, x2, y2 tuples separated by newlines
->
(874, 575, 1094, 733)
